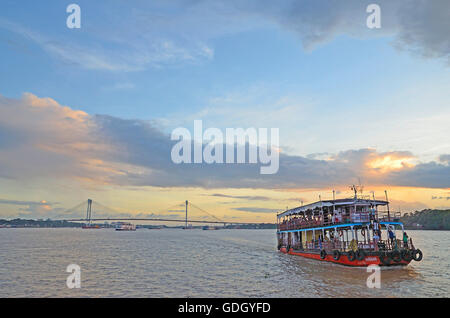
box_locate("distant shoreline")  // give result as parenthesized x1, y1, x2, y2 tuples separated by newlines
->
(400, 209, 450, 231)
(0, 219, 276, 230)
(1, 208, 448, 231)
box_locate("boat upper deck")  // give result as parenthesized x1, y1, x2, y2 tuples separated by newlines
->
(277, 197, 400, 232)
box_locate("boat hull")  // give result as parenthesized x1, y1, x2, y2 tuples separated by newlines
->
(280, 248, 411, 267)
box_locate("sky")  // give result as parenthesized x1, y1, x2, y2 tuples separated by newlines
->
(0, 0, 449, 222)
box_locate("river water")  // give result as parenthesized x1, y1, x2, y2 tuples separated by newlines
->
(0, 228, 448, 297)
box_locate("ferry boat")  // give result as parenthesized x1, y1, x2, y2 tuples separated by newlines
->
(115, 222, 136, 231)
(276, 188, 423, 267)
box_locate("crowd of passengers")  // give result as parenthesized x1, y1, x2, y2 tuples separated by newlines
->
(279, 212, 346, 229)
(279, 208, 378, 230)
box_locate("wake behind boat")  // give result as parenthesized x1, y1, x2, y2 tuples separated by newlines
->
(276, 186, 423, 267)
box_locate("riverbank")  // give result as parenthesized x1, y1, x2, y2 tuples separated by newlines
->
(400, 209, 450, 230)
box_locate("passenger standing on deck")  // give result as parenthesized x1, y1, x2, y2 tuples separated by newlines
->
(403, 232, 409, 249)
(373, 231, 380, 251)
(370, 205, 376, 222)
(388, 226, 395, 247)
(373, 220, 379, 231)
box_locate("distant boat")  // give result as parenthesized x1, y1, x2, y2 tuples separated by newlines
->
(82, 224, 100, 229)
(115, 222, 136, 231)
(202, 226, 220, 230)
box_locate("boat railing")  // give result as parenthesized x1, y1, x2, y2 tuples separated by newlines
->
(350, 212, 370, 223)
(278, 212, 374, 231)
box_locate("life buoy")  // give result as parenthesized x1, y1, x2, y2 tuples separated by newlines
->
(412, 249, 423, 262)
(379, 252, 391, 265)
(391, 250, 402, 263)
(347, 250, 356, 262)
(333, 250, 341, 261)
(356, 249, 365, 261)
(320, 249, 327, 259)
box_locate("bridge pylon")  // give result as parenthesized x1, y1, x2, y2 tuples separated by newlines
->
(184, 200, 188, 229)
(86, 199, 92, 225)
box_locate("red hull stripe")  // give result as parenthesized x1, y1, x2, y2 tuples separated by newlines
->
(280, 248, 410, 267)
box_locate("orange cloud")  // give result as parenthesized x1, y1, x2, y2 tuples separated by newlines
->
(367, 153, 416, 173)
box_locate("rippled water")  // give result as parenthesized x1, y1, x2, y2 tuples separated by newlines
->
(0, 228, 448, 297)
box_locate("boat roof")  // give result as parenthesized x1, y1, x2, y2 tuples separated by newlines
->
(277, 198, 388, 218)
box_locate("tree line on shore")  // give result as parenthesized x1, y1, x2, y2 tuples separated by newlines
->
(400, 209, 450, 230)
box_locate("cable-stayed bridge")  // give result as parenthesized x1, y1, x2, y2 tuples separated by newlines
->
(54, 199, 266, 227)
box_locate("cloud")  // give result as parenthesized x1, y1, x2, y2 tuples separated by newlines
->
(0, 199, 54, 207)
(207, 194, 273, 201)
(1, 1, 449, 72)
(0, 93, 115, 183)
(232, 207, 280, 213)
(248, 0, 450, 64)
(439, 155, 450, 164)
(0, 198, 60, 217)
(392, 0, 450, 62)
(388, 199, 429, 212)
(0, 17, 214, 72)
(384, 161, 450, 189)
(431, 196, 450, 200)
(206, 193, 306, 203)
(1, 93, 449, 191)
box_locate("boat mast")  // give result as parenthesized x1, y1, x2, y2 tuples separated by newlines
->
(332, 190, 336, 236)
(384, 190, 390, 222)
(332, 189, 336, 215)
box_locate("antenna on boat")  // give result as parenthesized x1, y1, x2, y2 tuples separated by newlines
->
(384, 190, 391, 221)
(319, 194, 323, 216)
(358, 178, 364, 197)
(350, 185, 358, 199)
(332, 190, 336, 216)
